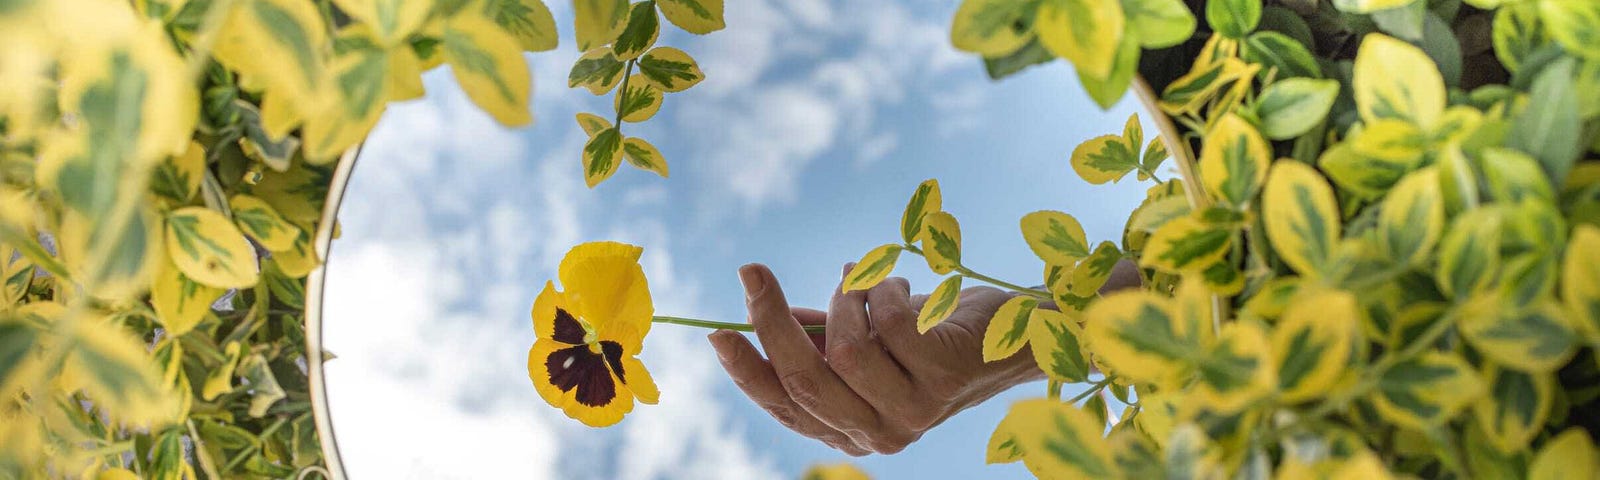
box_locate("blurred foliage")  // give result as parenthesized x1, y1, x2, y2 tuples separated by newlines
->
(845, 0, 1600, 477)
(0, 0, 720, 477)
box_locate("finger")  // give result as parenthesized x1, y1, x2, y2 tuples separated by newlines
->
(739, 264, 884, 439)
(867, 276, 923, 355)
(793, 307, 827, 352)
(708, 330, 870, 455)
(827, 265, 916, 415)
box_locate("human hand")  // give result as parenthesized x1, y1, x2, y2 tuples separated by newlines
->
(707, 263, 1043, 456)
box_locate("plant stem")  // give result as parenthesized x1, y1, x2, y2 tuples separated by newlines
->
(1047, 380, 1063, 400)
(653, 316, 826, 333)
(1067, 377, 1113, 404)
(613, 60, 636, 127)
(1303, 309, 1459, 420)
(900, 244, 1053, 298)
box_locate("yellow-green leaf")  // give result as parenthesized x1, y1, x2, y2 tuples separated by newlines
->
(656, 0, 724, 34)
(1141, 214, 1232, 273)
(1480, 148, 1555, 203)
(1083, 291, 1200, 386)
(1198, 113, 1271, 207)
(1035, 0, 1124, 79)
(150, 142, 205, 203)
(1123, 0, 1196, 48)
(901, 179, 942, 244)
(229, 194, 301, 252)
(331, 0, 430, 45)
(576, 112, 613, 136)
(612, 1, 659, 60)
(1070, 135, 1139, 184)
(301, 33, 394, 161)
(1564, 225, 1600, 341)
(202, 341, 242, 401)
(443, 13, 533, 126)
(574, 0, 628, 51)
(1436, 208, 1503, 299)
(1068, 241, 1120, 296)
(0, 244, 31, 306)
(922, 211, 963, 275)
(483, 0, 560, 52)
(1529, 429, 1600, 480)
(614, 74, 663, 122)
(1255, 78, 1339, 140)
(1458, 299, 1576, 373)
(1320, 143, 1409, 199)
(1273, 290, 1359, 403)
(1193, 320, 1275, 413)
(987, 399, 1029, 464)
(1353, 33, 1445, 128)
(1370, 351, 1482, 430)
(917, 275, 962, 333)
(68, 318, 176, 426)
(622, 136, 668, 178)
(1262, 161, 1340, 279)
(1020, 210, 1090, 265)
(569, 48, 627, 95)
(1539, 0, 1600, 61)
(1377, 167, 1444, 265)
(1206, 0, 1261, 38)
(213, 0, 329, 112)
(982, 296, 1038, 362)
(1026, 308, 1090, 381)
(150, 255, 221, 337)
(582, 127, 625, 187)
(1332, 0, 1416, 13)
(1160, 58, 1247, 115)
(842, 244, 903, 293)
(1003, 398, 1117, 478)
(272, 231, 321, 278)
(1240, 276, 1300, 320)
(164, 207, 260, 289)
(636, 46, 704, 92)
(1472, 365, 1555, 453)
(950, 0, 1037, 56)
(1348, 119, 1426, 166)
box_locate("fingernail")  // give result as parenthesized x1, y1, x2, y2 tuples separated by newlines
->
(708, 330, 735, 362)
(738, 264, 765, 298)
(841, 262, 855, 279)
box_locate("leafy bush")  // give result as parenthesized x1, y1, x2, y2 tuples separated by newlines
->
(842, 0, 1600, 476)
(0, 0, 719, 477)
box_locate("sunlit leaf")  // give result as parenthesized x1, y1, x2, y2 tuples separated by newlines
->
(1262, 161, 1339, 279)
(613, 2, 659, 61)
(1198, 113, 1270, 207)
(1353, 33, 1445, 128)
(1369, 352, 1482, 429)
(1035, 0, 1124, 79)
(331, 0, 429, 45)
(165, 207, 260, 289)
(1192, 320, 1275, 413)
(150, 252, 220, 337)
(1083, 291, 1201, 386)
(1123, 0, 1195, 48)
(576, 112, 613, 136)
(1529, 429, 1600, 480)
(1472, 365, 1554, 453)
(614, 74, 663, 122)
(635, 46, 703, 92)
(950, 0, 1037, 56)
(922, 212, 963, 275)
(1333, 0, 1418, 13)
(229, 194, 301, 252)
(212, 0, 329, 117)
(582, 127, 624, 187)
(1539, 0, 1600, 61)
(569, 48, 627, 95)
(443, 13, 533, 126)
(621, 136, 668, 178)
(917, 275, 962, 333)
(483, 0, 559, 52)
(1564, 225, 1600, 341)
(1459, 299, 1576, 373)
(656, 0, 724, 34)
(1142, 214, 1231, 273)
(842, 244, 902, 293)
(1254, 78, 1338, 140)
(901, 179, 942, 244)
(1020, 210, 1090, 266)
(982, 296, 1038, 362)
(1376, 167, 1444, 265)
(1026, 308, 1089, 381)
(1003, 398, 1117, 478)
(574, 0, 628, 51)
(1273, 290, 1358, 403)
(1071, 135, 1139, 184)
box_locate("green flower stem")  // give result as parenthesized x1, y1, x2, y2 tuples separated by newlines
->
(653, 315, 826, 333)
(900, 244, 1053, 298)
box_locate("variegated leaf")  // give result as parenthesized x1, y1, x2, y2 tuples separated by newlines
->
(1123, 0, 1196, 48)
(443, 13, 533, 126)
(1273, 290, 1358, 403)
(1377, 167, 1444, 265)
(622, 136, 668, 178)
(164, 207, 259, 289)
(1529, 429, 1600, 480)
(1068, 241, 1120, 296)
(1142, 214, 1231, 273)
(1370, 352, 1482, 429)
(1205, 0, 1260, 38)
(1193, 320, 1275, 413)
(1458, 299, 1576, 373)
(656, 0, 724, 34)
(1004, 398, 1118, 478)
(331, 0, 430, 45)
(1083, 291, 1200, 386)
(1436, 208, 1503, 299)
(917, 275, 962, 333)
(569, 48, 627, 95)
(1198, 113, 1270, 207)
(1353, 33, 1445, 128)
(842, 244, 902, 293)
(483, 0, 560, 52)
(1020, 210, 1090, 265)
(1026, 308, 1090, 381)
(574, 0, 628, 51)
(1472, 365, 1554, 453)
(1254, 78, 1338, 140)
(576, 112, 613, 136)
(949, 0, 1037, 56)
(1539, 0, 1600, 61)
(982, 296, 1038, 362)
(229, 194, 300, 252)
(636, 47, 704, 92)
(150, 142, 205, 203)
(612, 1, 659, 61)
(1564, 225, 1600, 341)
(922, 211, 963, 275)
(1035, 0, 1124, 79)
(150, 254, 221, 337)
(614, 74, 664, 122)
(582, 127, 624, 187)
(1262, 161, 1339, 279)
(1070, 135, 1139, 184)
(901, 179, 942, 244)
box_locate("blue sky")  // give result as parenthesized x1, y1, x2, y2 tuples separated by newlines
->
(321, 1, 1157, 478)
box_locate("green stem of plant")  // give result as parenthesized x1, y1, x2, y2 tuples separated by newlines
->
(613, 60, 636, 127)
(1304, 309, 1459, 420)
(652, 316, 826, 333)
(900, 244, 1053, 298)
(1046, 380, 1063, 400)
(1067, 377, 1113, 404)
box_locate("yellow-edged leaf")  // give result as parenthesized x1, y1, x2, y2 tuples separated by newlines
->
(272, 231, 320, 278)
(1262, 161, 1340, 278)
(1026, 308, 1090, 381)
(635, 46, 704, 92)
(1035, 0, 1124, 79)
(987, 399, 1029, 463)
(1141, 214, 1231, 273)
(68, 316, 177, 426)
(1020, 210, 1090, 265)
(150, 254, 221, 337)
(1198, 113, 1270, 207)
(574, 0, 627, 51)
(614, 74, 663, 122)
(950, 0, 1037, 56)
(901, 179, 942, 244)
(656, 0, 724, 34)
(1353, 33, 1445, 128)
(842, 244, 902, 293)
(982, 296, 1038, 362)
(1004, 398, 1118, 478)
(229, 194, 301, 252)
(917, 275, 962, 333)
(582, 127, 625, 187)
(1565, 225, 1600, 341)
(612, 1, 659, 61)
(576, 112, 613, 136)
(1124, 0, 1197, 48)
(331, 0, 430, 45)
(1070, 135, 1139, 184)
(1458, 299, 1576, 373)
(569, 48, 626, 95)
(1376, 167, 1444, 265)
(1068, 241, 1120, 296)
(443, 13, 533, 126)
(165, 207, 260, 289)
(622, 136, 668, 178)
(1082, 291, 1199, 386)
(1539, 0, 1600, 61)
(1193, 320, 1275, 413)
(1529, 429, 1600, 480)
(483, 0, 559, 52)
(1436, 208, 1503, 299)
(212, 0, 329, 116)
(1273, 290, 1359, 403)
(922, 211, 962, 275)
(1473, 365, 1555, 453)
(1370, 351, 1482, 429)
(150, 142, 205, 203)
(202, 342, 242, 401)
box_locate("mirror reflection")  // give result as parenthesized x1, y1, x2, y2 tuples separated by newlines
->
(322, 1, 1149, 478)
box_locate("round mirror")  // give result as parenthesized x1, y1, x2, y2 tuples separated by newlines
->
(313, 3, 1164, 478)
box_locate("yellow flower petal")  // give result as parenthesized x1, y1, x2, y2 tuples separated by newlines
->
(557, 241, 653, 351)
(528, 340, 635, 427)
(621, 356, 659, 405)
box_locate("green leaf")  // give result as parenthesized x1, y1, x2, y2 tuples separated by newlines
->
(483, 0, 559, 52)
(568, 48, 627, 95)
(1035, 0, 1124, 79)
(901, 179, 943, 244)
(1070, 135, 1139, 184)
(1120, 0, 1195, 48)
(1206, 0, 1261, 39)
(635, 46, 704, 92)
(1077, 29, 1141, 110)
(1539, 0, 1600, 60)
(1020, 210, 1091, 265)
(612, 1, 659, 61)
(1371, 1, 1425, 41)
(917, 275, 963, 333)
(656, 0, 724, 34)
(1371, 352, 1483, 429)
(1242, 31, 1321, 80)
(582, 127, 624, 187)
(1254, 78, 1339, 140)
(1198, 113, 1271, 207)
(1436, 208, 1502, 299)
(951, 0, 1039, 56)
(1459, 300, 1576, 373)
(1510, 58, 1582, 186)
(1493, 4, 1547, 73)
(574, 0, 628, 51)
(1480, 148, 1556, 203)
(842, 244, 903, 293)
(1262, 161, 1340, 279)
(982, 296, 1038, 362)
(0, 318, 38, 395)
(1376, 167, 1444, 266)
(983, 39, 1054, 80)
(1027, 308, 1090, 381)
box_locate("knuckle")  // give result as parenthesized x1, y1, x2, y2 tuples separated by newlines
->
(826, 341, 865, 375)
(779, 370, 822, 408)
(764, 403, 802, 430)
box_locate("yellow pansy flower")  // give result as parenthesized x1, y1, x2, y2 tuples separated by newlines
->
(528, 241, 660, 427)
